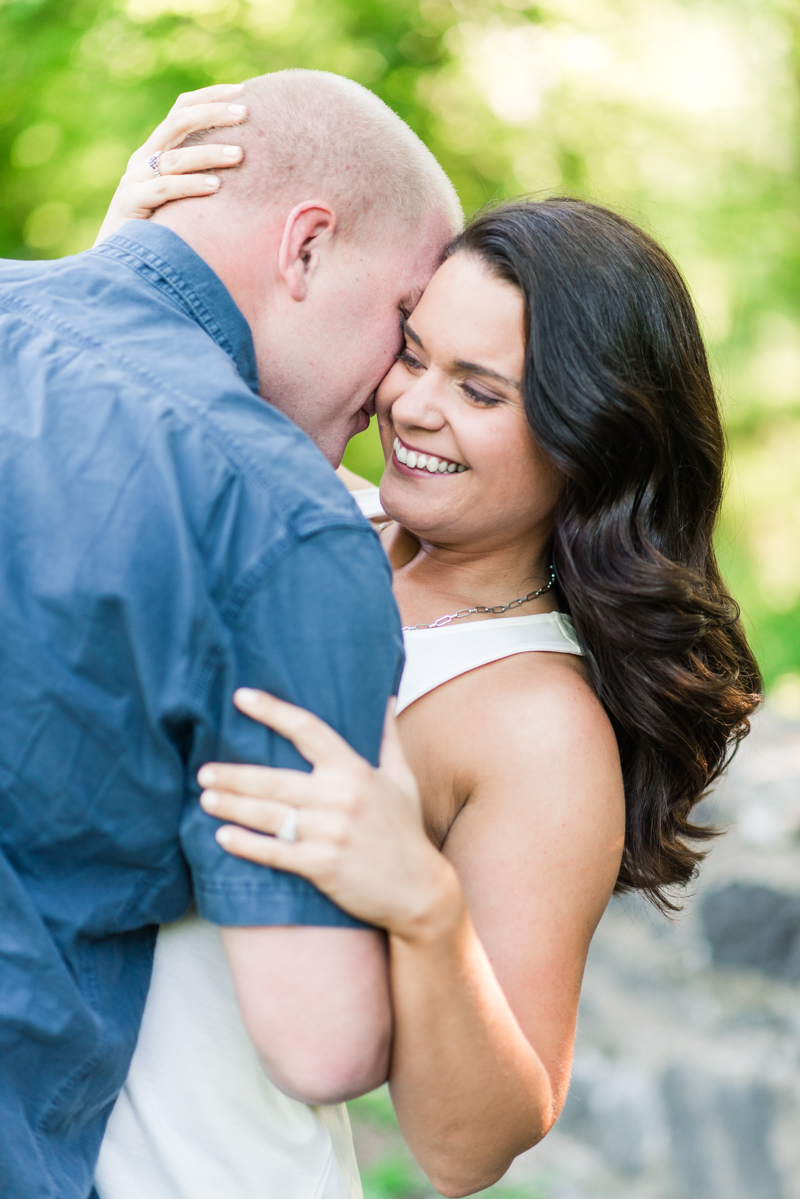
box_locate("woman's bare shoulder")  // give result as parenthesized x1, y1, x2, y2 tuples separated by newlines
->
(441, 650, 625, 917)
(402, 647, 623, 830)
(437, 648, 615, 759)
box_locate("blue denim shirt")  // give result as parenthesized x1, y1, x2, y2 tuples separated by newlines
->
(0, 221, 402, 1199)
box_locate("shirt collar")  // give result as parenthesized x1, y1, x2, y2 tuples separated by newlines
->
(93, 220, 259, 393)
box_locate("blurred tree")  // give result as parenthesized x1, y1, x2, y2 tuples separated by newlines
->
(2, 0, 799, 691)
(0, 0, 500, 260)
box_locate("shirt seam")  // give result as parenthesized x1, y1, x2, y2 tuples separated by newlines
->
(0, 289, 381, 776)
(196, 877, 325, 893)
(35, 1044, 107, 1184)
(0, 288, 367, 545)
(91, 238, 245, 381)
(225, 522, 383, 624)
(194, 879, 370, 927)
(190, 522, 386, 712)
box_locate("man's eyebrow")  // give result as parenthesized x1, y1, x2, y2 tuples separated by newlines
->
(454, 360, 521, 390)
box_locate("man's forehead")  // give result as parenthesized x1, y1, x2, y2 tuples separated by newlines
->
(397, 279, 427, 312)
(391, 240, 448, 304)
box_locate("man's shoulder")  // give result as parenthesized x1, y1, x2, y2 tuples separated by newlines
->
(0, 246, 118, 311)
(0, 256, 56, 285)
(197, 389, 372, 541)
(0, 246, 371, 573)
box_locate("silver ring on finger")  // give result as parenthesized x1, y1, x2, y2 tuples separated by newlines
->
(276, 807, 299, 843)
(148, 151, 163, 177)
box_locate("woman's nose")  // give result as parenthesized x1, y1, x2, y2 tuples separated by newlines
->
(392, 375, 447, 432)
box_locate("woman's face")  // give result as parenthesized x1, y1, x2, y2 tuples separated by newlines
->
(376, 251, 563, 554)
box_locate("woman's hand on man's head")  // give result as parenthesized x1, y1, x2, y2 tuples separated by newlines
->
(94, 83, 248, 246)
(198, 689, 463, 942)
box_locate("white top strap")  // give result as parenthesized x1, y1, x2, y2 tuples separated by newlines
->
(396, 611, 582, 715)
(351, 486, 386, 521)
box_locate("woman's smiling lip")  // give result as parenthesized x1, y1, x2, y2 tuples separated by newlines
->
(392, 436, 468, 476)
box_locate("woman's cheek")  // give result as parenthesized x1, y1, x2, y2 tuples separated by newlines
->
(376, 369, 412, 455)
(375, 361, 408, 415)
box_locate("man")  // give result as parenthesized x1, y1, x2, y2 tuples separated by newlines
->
(0, 69, 461, 1199)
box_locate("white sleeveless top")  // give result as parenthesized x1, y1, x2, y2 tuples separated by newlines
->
(350, 486, 387, 521)
(95, 487, 581, 1199)
(397, 610, 581, 713)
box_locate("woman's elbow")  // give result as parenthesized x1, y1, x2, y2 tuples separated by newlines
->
(424, 1146, 521, 1198)
(425, 1116, 554, 1197)
(428, 1162, 511, 1198)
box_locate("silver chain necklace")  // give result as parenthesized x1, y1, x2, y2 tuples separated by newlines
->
(402, 565, 556, 633)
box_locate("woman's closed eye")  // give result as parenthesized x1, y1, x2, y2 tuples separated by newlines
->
(460, 380, 503, 406)
(397, 349, 426, 372)
(395, 340, 506, 406)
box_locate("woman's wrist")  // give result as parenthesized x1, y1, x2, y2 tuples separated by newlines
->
(389, 854, 468, 947)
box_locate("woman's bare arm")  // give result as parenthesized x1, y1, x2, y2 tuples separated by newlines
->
(386, 653, 624, 1194)
(198, 672, 624, 1195)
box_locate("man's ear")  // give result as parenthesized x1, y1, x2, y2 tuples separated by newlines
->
(278, 202, 337, 301)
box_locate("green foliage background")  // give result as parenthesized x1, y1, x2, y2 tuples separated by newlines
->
(2, 0, 800, 697)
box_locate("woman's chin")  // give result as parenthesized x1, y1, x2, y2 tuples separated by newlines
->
(378, 481, 456, 542)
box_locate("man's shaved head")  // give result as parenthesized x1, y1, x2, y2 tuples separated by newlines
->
(157, 70, 461, 464)
(192, 69, 463, 239)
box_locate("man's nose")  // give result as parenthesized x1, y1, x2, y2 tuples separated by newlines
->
(363, 391, 377, 418)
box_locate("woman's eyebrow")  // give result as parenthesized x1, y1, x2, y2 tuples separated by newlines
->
(404, 322, 521, 390)
(455, 360, 522, 390)
(403, 320, 424, 348)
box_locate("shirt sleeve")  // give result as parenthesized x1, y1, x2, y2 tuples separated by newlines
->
(180, 524, 404, 928)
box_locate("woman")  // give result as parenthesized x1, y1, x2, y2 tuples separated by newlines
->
(95, 91, 760, 1199)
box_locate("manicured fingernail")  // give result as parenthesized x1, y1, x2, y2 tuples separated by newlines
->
(235, 688, 259, 705)
(203, 175, 220, 189)
(222, 145, 241, 158)
(197, 766, 216, 786)
(228, 104, 247, 115)
(216, 827, 233, 846)
(201, 789, 219, 810)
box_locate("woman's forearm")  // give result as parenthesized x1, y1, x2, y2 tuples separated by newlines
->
(195, 693, 564, 1192)
(388, 883, 555, 1198)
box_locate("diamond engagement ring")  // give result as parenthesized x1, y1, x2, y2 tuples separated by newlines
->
(148, 151, 163, 177)
(276, 808, 299, 843)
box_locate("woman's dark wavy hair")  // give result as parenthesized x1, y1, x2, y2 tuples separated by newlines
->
(446, 198, 761, 911)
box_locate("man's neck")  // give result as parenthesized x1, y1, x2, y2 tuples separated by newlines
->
(150, 205, 274, 333)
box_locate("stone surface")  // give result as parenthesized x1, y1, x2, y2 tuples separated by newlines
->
(702, 882, 800, 981)
(506, 706, 800, 1199)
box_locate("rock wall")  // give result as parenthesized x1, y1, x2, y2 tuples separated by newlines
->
(507, 708, 800, 1199)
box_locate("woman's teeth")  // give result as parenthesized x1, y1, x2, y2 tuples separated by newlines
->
(393, 438, 467, 474)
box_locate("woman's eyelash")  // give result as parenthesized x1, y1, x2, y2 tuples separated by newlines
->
(395, 351, 501, 405)
(461, 382, 501, 406)
(397, 350, 425, 370)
